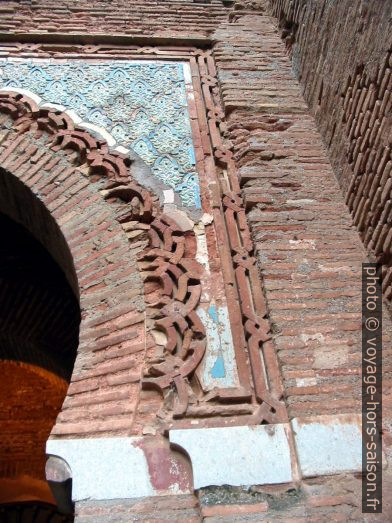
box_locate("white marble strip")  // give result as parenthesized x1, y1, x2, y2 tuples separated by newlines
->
(47, 407, 363, 501)
(170, 424, 293, 489)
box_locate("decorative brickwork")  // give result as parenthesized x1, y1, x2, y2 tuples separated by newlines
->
(0, 91, 149, 438)
(138, 47, 287, 429)
(0, 1, 391, 521)
(0, 80, 287, 433)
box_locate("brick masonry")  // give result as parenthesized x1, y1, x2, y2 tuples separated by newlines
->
(269, 0, 392, 304)
(210, 4, 392, 518)
(73, 475, 390, 522)
(0, 0, 232, 39)
(0, 361, 66, 489)
(0, 0, 391, 521)
(214, 0, 391, 424)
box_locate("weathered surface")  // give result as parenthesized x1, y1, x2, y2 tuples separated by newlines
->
(0, 0, 231, 39)
(0, 0, 391, 521)
(269, 0, 392, 303)
(213, 1, 391, 423)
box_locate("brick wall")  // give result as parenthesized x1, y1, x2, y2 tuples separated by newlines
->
(211, 5, 392, 516)
(0, 0, 391, 521)
(0, 0, 231, 38)
(214, 0, 391, 421)
(0, 361, 67, 482)
(269, 0, 392, 303)
(219, 4, 391, 517)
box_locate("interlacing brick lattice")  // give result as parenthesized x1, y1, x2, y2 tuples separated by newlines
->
(0, 44, 287, 430)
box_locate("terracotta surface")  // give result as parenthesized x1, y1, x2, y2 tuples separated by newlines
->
(0, 1, 391, 521)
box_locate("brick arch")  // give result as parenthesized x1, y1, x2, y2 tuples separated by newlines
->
(0, 90, 206, 438)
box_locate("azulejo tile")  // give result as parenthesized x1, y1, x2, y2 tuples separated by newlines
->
(0, 60, 200, 208)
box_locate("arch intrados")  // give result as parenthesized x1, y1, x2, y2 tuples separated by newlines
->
(0, 210, 80, 379)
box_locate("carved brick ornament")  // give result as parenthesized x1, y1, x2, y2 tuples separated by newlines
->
(0, 44, 287, 431)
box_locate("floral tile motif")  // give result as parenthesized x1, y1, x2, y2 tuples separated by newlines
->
(0, 60, 200, 208)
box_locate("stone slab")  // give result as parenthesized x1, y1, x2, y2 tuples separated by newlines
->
(47, 437, 154, 501)
(170, 424, 293, 489)
(291, 414, 362, 477)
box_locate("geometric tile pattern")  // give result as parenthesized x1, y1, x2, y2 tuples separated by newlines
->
(0, 60, 200, 207)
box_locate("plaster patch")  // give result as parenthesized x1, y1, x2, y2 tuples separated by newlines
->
(300, 333, 325, 344)
(151, 329, 167, 346)
(288, 239, 316, 249)
(319, 264, 353, 273)
(183, 63, 193, 84)
(313, 345, 349, 369)
(296, 377, 318, 387)
(286, 199, 315, 205)
(163, 189, 175, 204)
(163, 205, 194, 231)
(201, 213, 214, 225)
(114, 144, 130, 155)
(194, 224, 210, 272)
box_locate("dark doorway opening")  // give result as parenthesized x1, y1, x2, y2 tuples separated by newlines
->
(0, 212, 80, 519)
